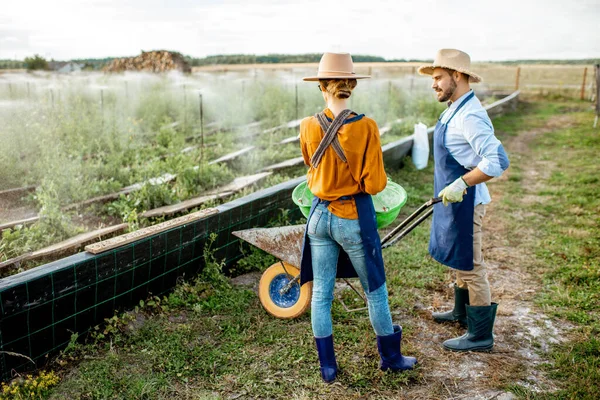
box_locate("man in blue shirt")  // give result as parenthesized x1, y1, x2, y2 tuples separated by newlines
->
(418, 49, 510, 352)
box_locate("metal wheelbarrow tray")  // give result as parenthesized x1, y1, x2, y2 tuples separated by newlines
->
(232, 197, 441, 319)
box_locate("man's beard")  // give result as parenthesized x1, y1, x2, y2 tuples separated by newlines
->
(437, 78, 457, 102)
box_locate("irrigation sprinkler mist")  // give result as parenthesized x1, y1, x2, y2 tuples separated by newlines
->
(101, 89, 104, 133)
(183, 84, 187, 132)
(199, 93, 204, 161)
(295, 84, 299, 121)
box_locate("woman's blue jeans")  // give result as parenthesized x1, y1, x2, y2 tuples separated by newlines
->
(308, 203, 394, 338)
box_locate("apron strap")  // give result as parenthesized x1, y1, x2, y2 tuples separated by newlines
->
(444, 91, 475, 125)
(310, 109, 353, 168)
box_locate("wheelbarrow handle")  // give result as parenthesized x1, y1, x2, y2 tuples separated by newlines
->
(380, 197, 442, 248)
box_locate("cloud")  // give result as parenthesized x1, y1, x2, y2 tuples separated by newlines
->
(0, 0, 597, 60)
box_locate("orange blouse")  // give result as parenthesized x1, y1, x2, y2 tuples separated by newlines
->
(299, 108, 387, 219)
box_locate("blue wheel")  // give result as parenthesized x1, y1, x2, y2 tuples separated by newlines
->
(258, 262, 311, 319)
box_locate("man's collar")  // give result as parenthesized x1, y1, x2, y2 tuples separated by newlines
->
(447, 89, 473, 110)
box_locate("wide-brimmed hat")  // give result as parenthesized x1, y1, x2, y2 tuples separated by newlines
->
(303, 52, 370, 81)
(418, 49, 482, 83)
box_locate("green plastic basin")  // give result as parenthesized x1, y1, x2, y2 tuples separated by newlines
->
(292, 180, 407, 229)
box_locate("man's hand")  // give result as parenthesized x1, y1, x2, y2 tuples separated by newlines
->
(438, 176, 469, 206)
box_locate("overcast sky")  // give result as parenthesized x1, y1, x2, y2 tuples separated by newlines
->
(1, 0, 598, 61)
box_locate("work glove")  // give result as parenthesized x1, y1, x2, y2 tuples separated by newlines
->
(438, 176, 469, 206)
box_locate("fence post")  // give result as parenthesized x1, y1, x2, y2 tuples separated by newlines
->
(295, 84, 298, 121)
(183, 84, 187, 132)
(199, 93, 204, 160)
(580, 67, 588, 101)
(515, 67, 521, 91)
(594, 64, 599, 128)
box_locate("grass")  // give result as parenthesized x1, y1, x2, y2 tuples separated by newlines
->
(33, 161, 437, 400)
(4, 90, 598, 397)
(38, 96, 599, 399)
(492, 98, 600, 399)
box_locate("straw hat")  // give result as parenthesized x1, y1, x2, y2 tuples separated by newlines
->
(303, 52, 370, 81)
(418, 49, 482, 83)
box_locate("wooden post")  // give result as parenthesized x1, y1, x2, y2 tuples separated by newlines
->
(100, 89, 104, 132)
(594, 64, 599, 128)
(580, 67, 587, 101)
(295, 84, 298, 121)
(183, 84, 187, 132)
(515, 67, 521, 91)
(199, 93, 204, 159)
(410, 66, 415, 93)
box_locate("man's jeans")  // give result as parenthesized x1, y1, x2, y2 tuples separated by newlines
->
(308, 203, 394, 338)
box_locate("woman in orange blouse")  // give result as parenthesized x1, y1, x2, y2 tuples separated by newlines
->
(298, 53, 417, 383)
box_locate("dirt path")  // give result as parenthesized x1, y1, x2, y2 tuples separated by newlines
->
(401, 111, 575, 399)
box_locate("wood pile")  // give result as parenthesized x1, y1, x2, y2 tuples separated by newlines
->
(103, 50, 191, 73)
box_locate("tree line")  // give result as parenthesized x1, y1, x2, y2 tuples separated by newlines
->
(2, 53, 598, 70)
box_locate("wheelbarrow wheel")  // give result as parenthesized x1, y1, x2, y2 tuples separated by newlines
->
(258, 262, 311, 319)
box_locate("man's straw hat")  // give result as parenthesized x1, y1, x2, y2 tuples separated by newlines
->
(418, 49, 482, 83)
(303, 52, 370, 81)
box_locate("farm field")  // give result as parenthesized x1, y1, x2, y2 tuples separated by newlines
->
(2, 62, 592, 272)
(2, 96, 596, 399)
(0, 66, 450, 271)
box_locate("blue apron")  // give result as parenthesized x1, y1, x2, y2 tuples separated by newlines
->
(429, 91, 476, 271)
(299, 193, 386, 293)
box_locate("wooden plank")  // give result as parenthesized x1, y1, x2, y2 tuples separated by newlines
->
(31, 223, 129, 259)
(0, 185, 37, 197)
(0, 216, 40, 231)
(208, 146, 255, 165)
(0, 252, 32, 270)
(85, 208, 219, 255)
(206, 172, 272, 195)
(63, 173, 177, 211)
(0, 223, 129, 270)
(261, 156, 305, 172)
(380, 118, 403, 136)
(263, 118, 302, 134)
(141, 172, 271, 218)
(279, 135, 300, 145)
(62, 189, 135, 211)
(140, 192, 232, 218)
(237, 121, 263, 131)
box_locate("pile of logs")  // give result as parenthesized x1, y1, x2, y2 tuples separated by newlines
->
(103, 50, 191, 73)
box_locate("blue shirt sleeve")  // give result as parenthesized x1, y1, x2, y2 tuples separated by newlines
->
(462, 112, 510, 177)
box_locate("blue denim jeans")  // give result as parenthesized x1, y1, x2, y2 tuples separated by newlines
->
(308, 203, 394, 338)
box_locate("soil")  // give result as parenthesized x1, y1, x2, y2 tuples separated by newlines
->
(0, 190, 38, 224)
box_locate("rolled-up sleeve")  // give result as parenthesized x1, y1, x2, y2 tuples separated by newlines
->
(463, 112, 510, 177)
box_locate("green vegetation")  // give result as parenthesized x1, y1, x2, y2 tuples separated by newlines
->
(1, 96, 598, 399)
(0, 60, 25, 69)
(24, 54, 49, 70)
(0, 70, 443, 267)
(492, 99, 599, 399)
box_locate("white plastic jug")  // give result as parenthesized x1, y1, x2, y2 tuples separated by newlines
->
(411, 122, 429, 170)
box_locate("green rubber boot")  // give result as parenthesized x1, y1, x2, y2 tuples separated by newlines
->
(443, 303, 498, 352)
(432, 285, 469, 327)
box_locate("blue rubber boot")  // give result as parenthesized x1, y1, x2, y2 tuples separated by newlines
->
(314, 335, 337, 383)
(377, 325, 417, 371)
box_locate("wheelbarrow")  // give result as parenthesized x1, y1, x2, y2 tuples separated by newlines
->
(232, 197, 442, 319)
